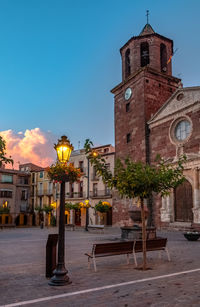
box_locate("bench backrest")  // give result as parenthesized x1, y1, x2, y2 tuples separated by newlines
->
(134, 238, 167, 252)
(93, 241, 134, 255)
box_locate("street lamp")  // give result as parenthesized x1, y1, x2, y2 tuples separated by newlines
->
(85, 150, 99, 231)
(49, 135, 73, 286)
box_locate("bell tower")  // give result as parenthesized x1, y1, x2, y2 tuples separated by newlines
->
(111, 22, 181, 164)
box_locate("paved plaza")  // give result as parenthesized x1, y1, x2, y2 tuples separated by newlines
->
(0, 227, 200, 306)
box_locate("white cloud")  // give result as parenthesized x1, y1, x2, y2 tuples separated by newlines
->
(0, 128, 57, 168)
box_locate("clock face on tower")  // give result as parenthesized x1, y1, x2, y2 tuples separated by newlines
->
(124, 87, 132, 100)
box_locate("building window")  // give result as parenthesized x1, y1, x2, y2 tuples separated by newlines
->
(125, 48, 131, 78)
(160, 43, 167, 72)
(79, 181, 83, 197)
(32, 173, 35, 183)
(0, 190, 12, 198)
(21, 190, 27, 200)
(39, 172, 43, 178)
(69, 183, 74, 198)
(79, 161, 84, 172)
(93, 167, 98, 180)
(105, 163, 110, 170)
(126, 133, 131, 143)
(19, 176, 29, 185)
(104, 148, 109, 153)
(126, 102, 130, 112)
(175, 120, 191, 141)
(1, 175, 13, 183)
(39, 197, 42, 208)
(93, 183, 98, 197)
(141, 42, 149, 67)
(105, 184, 110, 196)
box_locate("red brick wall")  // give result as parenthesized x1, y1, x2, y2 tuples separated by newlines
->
(114, 72, 146, 162)
(144, 70, 180, 121)
(150, 109, 200, 162)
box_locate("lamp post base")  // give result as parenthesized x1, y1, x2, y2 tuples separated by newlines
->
(48, 264, 71, 286)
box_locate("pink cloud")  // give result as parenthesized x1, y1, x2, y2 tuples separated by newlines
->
(0, 128, 57, 169)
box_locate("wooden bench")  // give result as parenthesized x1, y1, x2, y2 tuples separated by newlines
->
(0, 224, 16, 229)
(85, 241, 134, 272)
(65, 224, 75, 231)
(133, 237, 171, 267)
(85, 238, 170, 272)
(87, 225, 104, 233)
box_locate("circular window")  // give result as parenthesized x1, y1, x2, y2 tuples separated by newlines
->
(176, 93, 184, 101)
(175, 120, 191, 141)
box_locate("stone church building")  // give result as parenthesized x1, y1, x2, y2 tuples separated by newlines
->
(111, 23, 200, 228)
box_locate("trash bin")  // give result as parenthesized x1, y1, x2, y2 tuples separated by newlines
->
(46, 234, 58, 278)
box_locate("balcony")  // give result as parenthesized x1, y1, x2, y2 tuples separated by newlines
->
(37, 189, 53, 196)
(65, 192, 86, 199)
(90, 189, 112, 198)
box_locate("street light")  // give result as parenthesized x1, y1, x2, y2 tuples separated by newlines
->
(49, 135, 73, 286)
(85, 150, 99, 231)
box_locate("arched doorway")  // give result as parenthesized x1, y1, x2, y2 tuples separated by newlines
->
(174, 180, 193, 222)
(75, 209, 81, 226)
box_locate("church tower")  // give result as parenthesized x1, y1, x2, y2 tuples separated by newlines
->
(111, 21, 181, 164)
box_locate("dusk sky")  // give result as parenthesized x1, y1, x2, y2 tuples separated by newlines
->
(1, 0, 200, 167)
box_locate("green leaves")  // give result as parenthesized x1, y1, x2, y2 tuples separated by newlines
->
(0, 136, 13, 167)
(84, 138, 186, 201)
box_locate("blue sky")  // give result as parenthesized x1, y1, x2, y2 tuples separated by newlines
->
(1, 0, 200, 150)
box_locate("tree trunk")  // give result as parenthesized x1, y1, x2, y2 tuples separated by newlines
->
(141, 198, 147, 270)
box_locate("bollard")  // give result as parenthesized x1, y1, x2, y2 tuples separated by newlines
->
(46, 234, 58, 278)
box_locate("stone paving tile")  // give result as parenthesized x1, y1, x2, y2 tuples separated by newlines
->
(0, 227, 200, 306)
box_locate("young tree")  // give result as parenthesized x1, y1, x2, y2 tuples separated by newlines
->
(84, 139, 186, 270)
(0, 136, 13, 167)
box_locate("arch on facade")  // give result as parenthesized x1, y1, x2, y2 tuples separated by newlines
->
(160, 43, 167, 72)
(140, 42, 149, 67)
(125, 48, 131, 78)
(174, 179, 193, 222)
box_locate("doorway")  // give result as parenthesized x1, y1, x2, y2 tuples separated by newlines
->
(174, 180, 193, 222)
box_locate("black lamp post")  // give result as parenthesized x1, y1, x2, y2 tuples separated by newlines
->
(85, 157, 90, 231)
(49, 136, 73, 286)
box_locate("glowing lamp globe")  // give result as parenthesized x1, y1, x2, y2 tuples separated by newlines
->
(54, 136, 74, 163)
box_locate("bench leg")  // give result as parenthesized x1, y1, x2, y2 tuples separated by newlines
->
(88, 257, 91, 269)
(165, 247, 171, 261)
(93, 257, 97, 272)
(133, 251, 137, 267)
(127, 254, 130, 264)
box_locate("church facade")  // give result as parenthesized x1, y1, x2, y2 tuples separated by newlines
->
(111, 23, 200, 228)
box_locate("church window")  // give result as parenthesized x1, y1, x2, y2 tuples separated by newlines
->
(126, 102, 130, 112)
(175, 120, 191, 141)
(125, 49, 131, 78)
(126, 133, 131, 143)
(140, 42, 149, 67)
(160, 43, 167, 72)
(177, 93, 184, 101)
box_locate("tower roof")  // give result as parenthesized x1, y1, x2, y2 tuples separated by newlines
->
(139, 23, 155, 36)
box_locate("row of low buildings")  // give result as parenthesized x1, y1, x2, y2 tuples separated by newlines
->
(0, 144, 115, 227)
